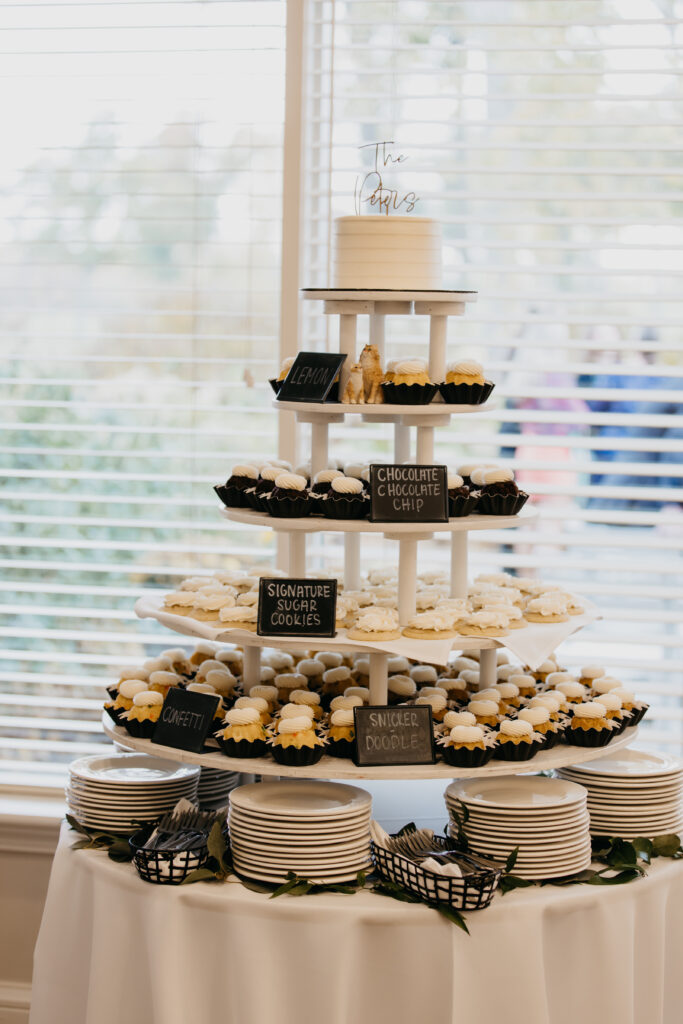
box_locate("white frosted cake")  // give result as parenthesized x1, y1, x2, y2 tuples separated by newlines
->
(333, 215, 442, 290)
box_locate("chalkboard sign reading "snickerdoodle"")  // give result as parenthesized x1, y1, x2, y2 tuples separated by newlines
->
(369, 464, 448, 523)
(257, 578, 338, 638)
(276, 352, 346, 403)
(152, 688, 220, 753)
(353, 705, 435, 766)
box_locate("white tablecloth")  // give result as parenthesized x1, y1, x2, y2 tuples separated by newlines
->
(31, 823, 683, 1024)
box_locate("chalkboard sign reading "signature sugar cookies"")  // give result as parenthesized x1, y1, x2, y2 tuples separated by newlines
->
(152, 688, 220, 753)
(276, 352, 346, 403)
(257, 578, 338, 638)
(369, 464, 448, 523)
(353, 705, 435, 766)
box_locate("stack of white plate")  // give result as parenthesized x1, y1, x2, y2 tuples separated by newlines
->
(558, 749, 683, 838)
(67, 753, 200, 833)
(197, 767, 240, 810)
(229, 781, 373, 883)
(445, 776, 591, 880)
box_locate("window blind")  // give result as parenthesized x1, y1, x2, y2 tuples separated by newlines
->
(301, 0, 683, 752)
(1, 0, 286, 786)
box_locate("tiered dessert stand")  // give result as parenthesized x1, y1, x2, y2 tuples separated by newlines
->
(106, 288, 638, 779)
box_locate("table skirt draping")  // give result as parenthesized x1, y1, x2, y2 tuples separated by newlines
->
(30, 824, 683, 1024)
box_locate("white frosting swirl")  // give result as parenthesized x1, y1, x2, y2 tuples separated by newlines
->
(330, 695, 363, 712)
(500, 719, 533, 738)
(249, 685, 278, 702)
(556, 681, 586, 699)
(259, 465, 281, 483)
(344, 686, 370, 701)
(118, 679, 149, 699)
(274, 472, 307, 492)
(234, 696, 268, 712)
(406, 610, 454, 632)
(518, 706, 550, 726)
(118, 667, 150, 683)
(592, 676, 622, 694)
(581, 665, 605, 680)
(388, 675, 417, 696)
(314, 469, 343, 484)
(395, 358, 428, 375)
(447, 359, 484, 377)
(187, 682, 217, 695)
(443, 710, 476, 729)
(526, 594, 570, 616)
(297, 659, 325, 677)
(279, 703, 315, 720)
(331, 476, 364, 495)
(274, 672, 307, 689)
(471, 467, 514, 485)
(450, 725, 485, 744)
(530, 693, 562, 712)
(509, 673, 536, 689)
(225, 707, 260, 726)
(322, 666, 351, 684)
(494, 682, 520, 699)
(387, 656, 411, 673)
(354, 607, 399, 632)
(230, 464, 259, 480)
(291, 689, 321, 707)
(573, 701, 608, 719)
(447, 472, 465, 490)
(415, 693, 447, 712)
(546, 671, 576, 687)
(468, 700, 499, 716)
(203, 670, 236, 694)
(595, 693, 622, 711)
(465, 609, 511, 629)
(277, 716, 316, 734)
(148, 670, 179, 688)
(330, 709, 355, 728)
(219, 605, 257, 623)
(132, 690, 164, 707)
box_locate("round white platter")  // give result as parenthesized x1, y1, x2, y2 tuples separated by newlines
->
(301, 288, 477, 303)
(272, 399, 493, 419)
(219, 504, 537, 536)
(102, 712, 638, 782)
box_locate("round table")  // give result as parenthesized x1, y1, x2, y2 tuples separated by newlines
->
(30, 824, 683, 1024)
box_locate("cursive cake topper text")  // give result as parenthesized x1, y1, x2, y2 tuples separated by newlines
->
(354, 141, 419, 216)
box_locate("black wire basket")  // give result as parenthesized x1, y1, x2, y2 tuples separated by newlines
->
(371, 835, 502, 911)
(129, 824, 210, 885)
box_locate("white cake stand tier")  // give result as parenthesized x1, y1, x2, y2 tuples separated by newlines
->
(102, 713, 638, 783)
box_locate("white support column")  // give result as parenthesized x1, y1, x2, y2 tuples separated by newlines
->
(428, 314, 448, 384)
(369, 311, 385, 364)
(242, 645, 261, 694)
(416, 425, 434, 464)
(339, 313, 358, 395)
(368, 652, 389, 706)
(450, 532, 468, 599)
(344, 533, 361, 590)
(310, 418, 329, 478)
(288, 532, 307, 576)
(394, 422, 411, 464)
(397, 537, 418, 625)
(478, 647, 497, 690)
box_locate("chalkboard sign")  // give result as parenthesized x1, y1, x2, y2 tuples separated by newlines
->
(257, 577, 337, 638)
(353, 705, 435, 766)
(369, 464, 448, 523)
(276, 352, 346, 403)
(152, 688, 220, 753)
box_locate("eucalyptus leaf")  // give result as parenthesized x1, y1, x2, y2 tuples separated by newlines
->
(504, 848, 519, 873)
(70, 838, 92, 851)
(237, 877, 277, 894)
(586, 868, 641, 886)
(269, 873, 303, 899)
(435, 903, 469, 934)
(356, 870, 366, 888)
(65, 814, 89, 835)
(499, 874, 535, 895)
(371, 879, 421, 904)
(652, 834, 682, 858)
(631, 838, 653, 864)
(107, 841, 134, 863)
(286, 882, 314, 896)
(207, 822, 226, 863)
(180, 867, 221, 885)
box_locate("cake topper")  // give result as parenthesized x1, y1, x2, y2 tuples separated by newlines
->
(354, 141, 419, 216)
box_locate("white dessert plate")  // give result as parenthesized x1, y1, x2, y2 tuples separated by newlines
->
(230, 850, 371, 870)
(228, 825, 369, 846)
(229, 810, 370, 830)
(447, 776, 586, 811)
(230, 781, 371, 818)
(66, 788, 195, 806)
(232, 862, 373, 885)
(560, 750, 681, 778)
(70, 753, 199, 786)
(559, 775, 682, 793)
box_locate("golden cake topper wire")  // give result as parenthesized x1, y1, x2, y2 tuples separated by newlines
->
(353, 141, 419, 216)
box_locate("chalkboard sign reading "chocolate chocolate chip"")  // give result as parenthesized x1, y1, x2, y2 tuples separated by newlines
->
(257, 578, 338, 638)
(353, 705, 435, 766)
(369, 464, 448, 522)
(152, 688, 220, 754)
(276, 352, 346, 403)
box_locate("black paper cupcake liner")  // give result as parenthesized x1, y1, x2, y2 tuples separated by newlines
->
(438, 380, 495, 406)
(448, 492, 478, 518)
(214, 483, 251, 509)
(381, 382, 438, 405)
(628, 704, 649, 727)
(539, 728, 561, 750)
(474, 491, 529, 517)
(104, 703, 126, 726)
(267, 494, 312, 518)
(244, 487, 273, 514)
(327, 736, 356, 759)
(321, 496, 370, 520)
(106, 684, 118, 700)
(566, 726, 615, 747)
(215, 734, 268, 759)
(493, 739, 539, 761)
(122, 717, 158, 739)
(272, 742, 326, 766)
(441, 744, 494, 768)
